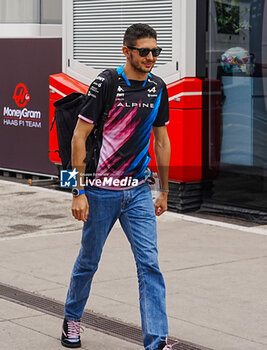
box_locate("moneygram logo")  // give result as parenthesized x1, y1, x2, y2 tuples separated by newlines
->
(13, 83, 31, 108)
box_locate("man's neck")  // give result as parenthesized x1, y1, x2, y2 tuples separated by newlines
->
(123, 64, 148, 81)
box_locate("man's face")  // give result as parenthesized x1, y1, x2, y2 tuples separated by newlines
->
(127, 37, 158, 74)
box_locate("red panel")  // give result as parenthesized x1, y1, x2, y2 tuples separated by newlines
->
(167, 77, 203, 109)
(50, 73, 88, 95)
(148, 108, 202, 183)
(49, 95, 60, 164)
(149, 77, 204, 183)
(170, 108, 202, 182)
(49, 73, 89, 164)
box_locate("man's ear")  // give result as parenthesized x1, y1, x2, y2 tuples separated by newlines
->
(122, 46, 130, 58)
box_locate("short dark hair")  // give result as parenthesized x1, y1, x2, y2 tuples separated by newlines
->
(123, 23, 157, 46)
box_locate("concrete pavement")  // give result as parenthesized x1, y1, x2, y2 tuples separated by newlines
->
(0, 179, 267, 350)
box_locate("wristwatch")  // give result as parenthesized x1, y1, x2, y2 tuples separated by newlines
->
(72, 188, 85, 197)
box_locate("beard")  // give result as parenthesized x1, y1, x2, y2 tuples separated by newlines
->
(129, 52, 155, 74)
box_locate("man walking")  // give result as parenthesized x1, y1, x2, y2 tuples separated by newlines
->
(61, 23, 171, 350)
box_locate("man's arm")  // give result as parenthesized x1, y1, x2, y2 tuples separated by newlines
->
(71, 118, 94, 222)
(153, 125, 171, 216)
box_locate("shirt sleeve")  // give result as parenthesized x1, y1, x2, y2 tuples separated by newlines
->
(78, 71, 109, 124)
(153, 83, 169, 127)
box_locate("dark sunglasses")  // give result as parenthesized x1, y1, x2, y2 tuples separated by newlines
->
(127, 46, 162, 57)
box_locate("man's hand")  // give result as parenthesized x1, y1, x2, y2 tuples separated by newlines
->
(154, 192, 168, 216)
(72, 194, 89, 222)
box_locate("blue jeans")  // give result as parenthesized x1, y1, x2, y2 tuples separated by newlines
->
(64, 183, 168, 350)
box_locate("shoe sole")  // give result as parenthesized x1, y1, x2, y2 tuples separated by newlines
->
(61, 340, 81, 348)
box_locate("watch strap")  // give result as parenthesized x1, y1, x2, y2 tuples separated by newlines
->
(72, 188, 85, 196)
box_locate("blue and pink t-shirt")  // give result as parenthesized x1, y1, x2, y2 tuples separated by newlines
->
(79, 65, 169, 187)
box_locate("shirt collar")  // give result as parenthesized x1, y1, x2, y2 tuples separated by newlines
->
(117, 65, 151, 87)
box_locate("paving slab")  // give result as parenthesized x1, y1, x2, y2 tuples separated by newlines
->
(1, 321, 60, 350)
(0, 298, 44, 320)
(12, 313, 142, 350)
(165, 260, 267, 342)
(0, 265, 66, 293)
(0, 306, 142, 350)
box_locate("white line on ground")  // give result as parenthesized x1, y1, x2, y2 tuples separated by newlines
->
(164, 212, 267, 236)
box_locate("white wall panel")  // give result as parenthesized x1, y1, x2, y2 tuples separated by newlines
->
(63, 0, 197, 84)
(72, 0, 172, 70)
